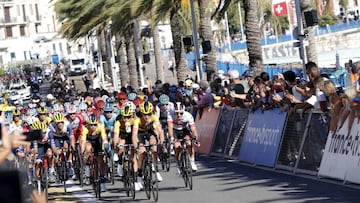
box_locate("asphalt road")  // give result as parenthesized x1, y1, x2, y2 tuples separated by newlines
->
(47, 155, 360, 203)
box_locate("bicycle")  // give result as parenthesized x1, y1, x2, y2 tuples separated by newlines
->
(105, 144, 115, 185)
(89, 151, 103, 198)
(118, 144, 136, 200)
(55, 138, 70, 193)
(178, 137, 196, 190)
(159, 125, 171, 172)
(71, 143, 84, 187)
(42, 156, 50, 201)
(142, 141, 159, 202)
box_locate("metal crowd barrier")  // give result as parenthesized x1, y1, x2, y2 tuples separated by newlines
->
(196, 107, 360, 185)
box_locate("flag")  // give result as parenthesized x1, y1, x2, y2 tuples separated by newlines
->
(272, 0, 288, 16)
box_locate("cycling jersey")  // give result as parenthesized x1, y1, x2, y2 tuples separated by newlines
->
(100, 113, 117, 136)
(167, 111, 195, 131)
(35, 117, 52, 126)
(80, 123, 107, 142)
(68, 114, 85, 141)
(133, 114, 160, 132)
(114, 118, 135, 144)
(48, 120, 73, 148)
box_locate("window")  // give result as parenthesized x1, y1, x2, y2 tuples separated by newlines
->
(4, 7, 11, 22)
(59, 43, 63, 52)
(5, 27, 13, 37)
(10, 52, 15, 60)
(35, 24, 39, 33)
(53, 43, 56, 53)
(20, 26, 25, 36)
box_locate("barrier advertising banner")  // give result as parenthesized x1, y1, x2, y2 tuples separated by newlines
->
(195, 107, 221, 154)
(238, 108, 287, 167)
(319, 117, 360, 184)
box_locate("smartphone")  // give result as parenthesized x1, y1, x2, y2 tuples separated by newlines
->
(23, 130, 43, 141)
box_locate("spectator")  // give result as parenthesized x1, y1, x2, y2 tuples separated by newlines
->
(227, 69, 245, 108)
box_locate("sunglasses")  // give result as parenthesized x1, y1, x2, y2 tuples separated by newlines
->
(56, 121, 64, 124)
(161, 104, 168, 106)
(90, 124, 97, 126)
(176, 112, 184, 115)
(69, 113, 76, 115)
(105, 111, 113, 114)
(122, 116, 131, 119)
(14, 115, 20, 117)
(142, 113, 151, 117)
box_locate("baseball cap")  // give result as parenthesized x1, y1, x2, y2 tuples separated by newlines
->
(228, 69, 240, 79)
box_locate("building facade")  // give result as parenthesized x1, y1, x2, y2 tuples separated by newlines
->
(0, 0, 68, 68)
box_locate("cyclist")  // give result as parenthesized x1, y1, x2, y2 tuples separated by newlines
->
(31, 120, 51, 191)
(35, 106, 52, 126)
(80, 114, 110, 192)
(100, 103, 117, 140)
(66, 104, 85, 144)
(113, 105, 136, 180)
(48, 112, 76, 180)
(167, 102, 200, 174)
(133, 101, 165, 185)
(9, 109, 24, 135)
(156, 94, 174, 155)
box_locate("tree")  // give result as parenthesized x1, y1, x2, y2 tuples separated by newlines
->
(301, 0, 318, 64)
(198, 0, 217, 81)
(213, 0, 264, 74)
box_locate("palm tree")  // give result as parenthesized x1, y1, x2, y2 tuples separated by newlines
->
(153, 0, 193, 82)
(213, 0, 263, 74)
(115, 34, 129, 87)
(198, 0, 217, 81)
(132, 0, 164, 82)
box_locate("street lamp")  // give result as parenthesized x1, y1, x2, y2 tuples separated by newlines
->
(107, 21, 119, 91)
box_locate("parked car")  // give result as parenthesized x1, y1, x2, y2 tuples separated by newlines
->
(7, 80, 31, 105)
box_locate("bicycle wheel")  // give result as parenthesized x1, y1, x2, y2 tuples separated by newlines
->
(94, 160, 101, 198)
(108, 151, 115, 185)
(123, 160, 130, 196)
(152, 165, 159, 202)
(43, 166, 49, 200)
(75, 150, 84, 187)
(62, 161, 67, 193)
(185, 152, 193, 190)
(165, 140, 171, 172)
(144, 156, 152, 200)
(128, 159, 136, 200)
(181, 152, 188, 187)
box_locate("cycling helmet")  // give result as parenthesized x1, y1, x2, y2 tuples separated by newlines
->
(79, 102, 87, 111)
(53, 112, 65, 123)
(106, 96, 116, 104)
(140, 101, 153, 115)
(159, 94, 170, 105)
(38, 106, 48, 114)
(121, 105, 134, 117)
(118, 92, 128, 100)
(13, 109, 21, 116)
(174, 102, 185, 113)
(32, 121, 47, 133)
(87, 114, 97, 125)
(103, 103, 114, 112)
(94, 100, 105, 109)
(39, 101, 46, 107)
(46, 94, 55, 100)
(67, 104, 77, 114)
(124, 101, 136, 112)
(127, 92, 137, 101)
(133, 97, 143, 107)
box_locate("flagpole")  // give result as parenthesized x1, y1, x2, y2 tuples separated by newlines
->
(287, 0, 293, 40)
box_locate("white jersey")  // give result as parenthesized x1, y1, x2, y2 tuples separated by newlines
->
(167, 111, 195, 131)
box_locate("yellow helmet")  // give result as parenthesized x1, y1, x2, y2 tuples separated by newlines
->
(38, 106, 47, 114)
(32, 121, 47, 132)
(13, 109, 21, 116)
(87, 114, 98, 125)
(121, 105, 134, 117)
(53, 112, 64, 123)
(140, 101, 153, 115)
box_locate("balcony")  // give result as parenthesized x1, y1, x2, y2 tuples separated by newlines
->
(0, 17, 17, 24)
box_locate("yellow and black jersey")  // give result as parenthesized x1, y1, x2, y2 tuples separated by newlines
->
(114, 118, 136, 134)
(81, 123, 107, 141)
(133, 114, 160, 132)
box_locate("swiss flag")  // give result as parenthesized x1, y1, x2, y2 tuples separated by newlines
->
(272, 0, 288, 16)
